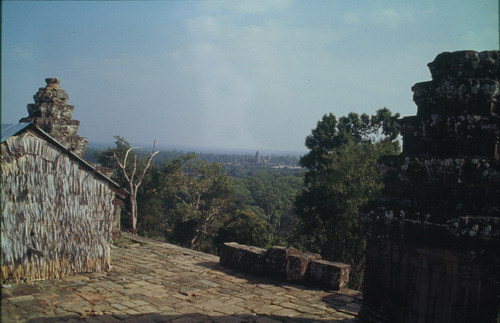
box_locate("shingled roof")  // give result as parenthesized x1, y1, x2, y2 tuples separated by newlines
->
(1, 122, 127, 198)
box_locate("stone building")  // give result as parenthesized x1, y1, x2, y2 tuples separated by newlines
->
(19, 78, 88, 157)
(360, 50, 499, 322)
(1, 79, 126, 283)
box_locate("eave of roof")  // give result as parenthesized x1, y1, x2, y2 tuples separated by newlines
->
(1, 123, 32, 143)
(1, 123, 128, 198)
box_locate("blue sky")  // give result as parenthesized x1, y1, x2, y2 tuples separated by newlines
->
(2, 0, 498, 152)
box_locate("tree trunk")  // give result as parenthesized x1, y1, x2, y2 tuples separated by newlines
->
(130, 194, 138, 234)
(189, 228, 202, 249)
(114, 143, 158, 235)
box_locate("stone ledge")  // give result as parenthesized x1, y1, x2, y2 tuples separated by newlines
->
(308, 260, 351, 290)
(219, 242, 266, 275)
(265, 246, 301, 277)
(219, 242, 351, 291)
(286, 252, 322, 283)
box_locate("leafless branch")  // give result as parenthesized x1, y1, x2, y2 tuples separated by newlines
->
(112, 141, 158, 234)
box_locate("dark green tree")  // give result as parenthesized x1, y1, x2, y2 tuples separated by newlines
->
(214, 209, 270, 248)
(161, 155, 233, 250)
(232, 170, 304, 244)
(295, 108, 400, 289)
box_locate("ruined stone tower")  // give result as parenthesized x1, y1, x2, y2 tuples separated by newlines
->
(20, 78, 88, 157)
(361, 51, 499, 322)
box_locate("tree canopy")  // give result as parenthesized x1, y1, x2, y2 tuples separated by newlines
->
(160, 155, 233, 249)
(92, 108, 402, 285)
(295, 108, 400, 289)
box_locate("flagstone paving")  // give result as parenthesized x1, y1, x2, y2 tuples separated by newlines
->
(1, 233, 361, 322)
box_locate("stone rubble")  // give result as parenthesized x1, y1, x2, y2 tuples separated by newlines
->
(1, 233, 360, 322)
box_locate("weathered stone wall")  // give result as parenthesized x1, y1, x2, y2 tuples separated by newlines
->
(219, 242, 350, 291)
(361, 50, 499, 323)
(20, 78, 88, 157)
(363, 240, 497, 323)
(1, 132, 114, 283)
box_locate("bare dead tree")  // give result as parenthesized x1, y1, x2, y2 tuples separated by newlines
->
(114, 141, 158, 234)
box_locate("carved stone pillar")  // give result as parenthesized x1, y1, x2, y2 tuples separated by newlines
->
(20, 78, 88, 157)
(360, 51, 499, 323)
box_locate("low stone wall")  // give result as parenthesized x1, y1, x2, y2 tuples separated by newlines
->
(219, 242, 350, 291)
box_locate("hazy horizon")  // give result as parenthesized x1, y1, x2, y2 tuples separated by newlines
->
(2, 1, 497, 152)
(86, 141, 306, 157)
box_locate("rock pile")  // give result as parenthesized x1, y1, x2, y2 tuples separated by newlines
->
(20, 78, 88, 157)
(360, 50, 499, 323)
(219, 242, 351, 291)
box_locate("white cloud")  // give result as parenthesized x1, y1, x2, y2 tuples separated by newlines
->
(177, 15, 351, 149)
(187, 15, 221, 36)
(370, 8, 402, 29)
(199, 0, 292, 14)
(343, 12, 362, 24)
(191, 44, 255, 148)
(2, 0, 496, 152)
(343, 7, 414, 29)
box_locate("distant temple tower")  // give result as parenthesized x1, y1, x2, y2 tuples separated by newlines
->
(20, 78, 88, 157)
(361, 51, 499, 322)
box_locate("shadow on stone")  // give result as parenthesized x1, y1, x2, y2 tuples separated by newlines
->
(26, 312, 358, 322)
(194, 259, 360, 317)
(195, 260, 352, 293)
(321, 291, 362, 316)
(195, 260, 293, 287)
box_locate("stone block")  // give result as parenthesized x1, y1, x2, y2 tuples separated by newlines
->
(220, 242, 266, 275)
(285, 252, 321, 283)
(240, 245, 267, 275)
(219, 242, 241, 268)
(307, 259, 351, 290)
(264, 246, 301, 277)
(427, 50, 499, 81)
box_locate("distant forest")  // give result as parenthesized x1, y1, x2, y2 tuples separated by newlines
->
(86, 108, 401, 290)
(85, 144, 305, 246)
(85, 147, 302, 178)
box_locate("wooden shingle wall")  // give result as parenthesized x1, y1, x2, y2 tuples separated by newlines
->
(1, 131, 115, 283)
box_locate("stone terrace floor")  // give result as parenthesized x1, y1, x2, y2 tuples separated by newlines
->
(1, 233, 361, 323)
